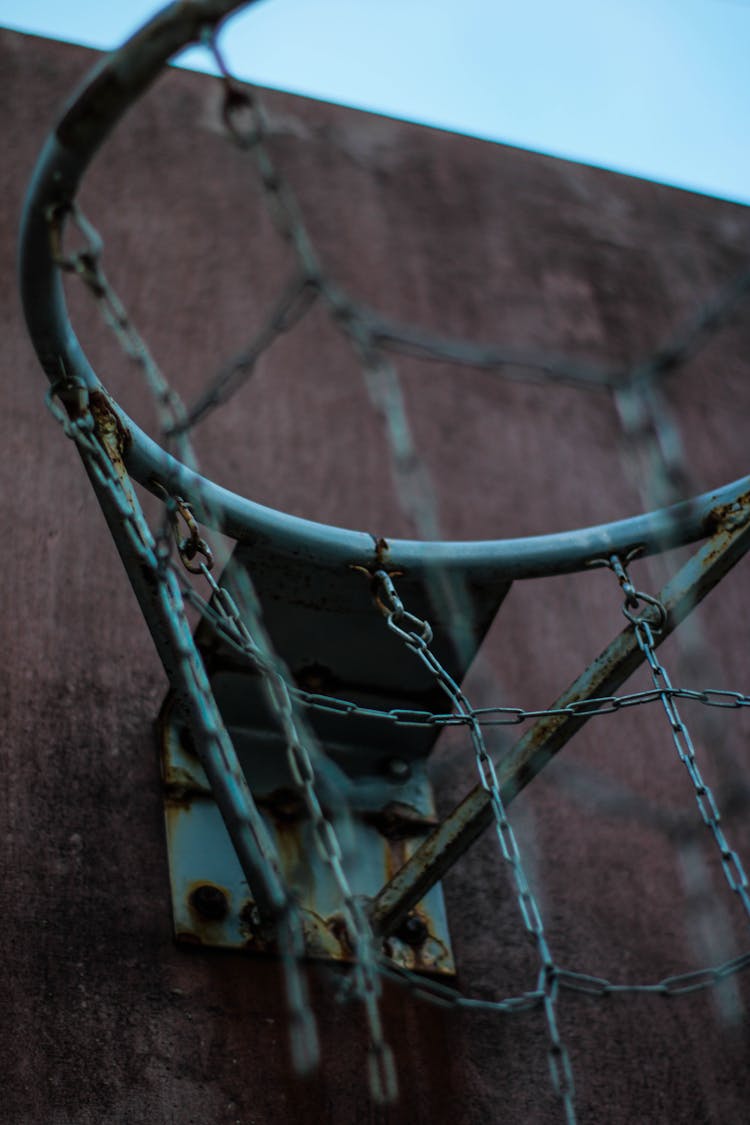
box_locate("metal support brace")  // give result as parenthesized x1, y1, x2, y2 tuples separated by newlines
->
(370, 492, 750, 938)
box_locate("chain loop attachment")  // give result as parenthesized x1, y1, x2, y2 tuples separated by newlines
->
(168, 494, 214, 573)
(606, 554, 668, 632)
(372, 569, 433, 645)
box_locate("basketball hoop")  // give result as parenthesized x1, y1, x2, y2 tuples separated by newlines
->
(19, 2, 750, 1116)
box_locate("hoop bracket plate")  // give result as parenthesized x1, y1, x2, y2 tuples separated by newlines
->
(158, 548, 512, 974)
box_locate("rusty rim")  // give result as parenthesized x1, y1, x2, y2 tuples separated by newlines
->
(19, 0, 750, 580)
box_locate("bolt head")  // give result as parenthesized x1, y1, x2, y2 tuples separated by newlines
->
(189, 883, 229, 921)
(395, 913, 429, 948)
(386, 758, 411, 782)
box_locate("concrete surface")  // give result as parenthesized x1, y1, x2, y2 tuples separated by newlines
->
(3, 23, 750, 1125)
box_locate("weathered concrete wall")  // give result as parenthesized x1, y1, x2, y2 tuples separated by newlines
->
(3, 24, 750, 1125)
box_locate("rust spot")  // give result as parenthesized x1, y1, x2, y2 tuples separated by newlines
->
(514, 758, 536, 793)
(328, 914, 354, 957)
(704, 488, 750, 534)
(239, 900, 277, 950)
(408, 935, 453, 975)
(189, 882, 229, 921)
(89, 389, 131, 456)
(348, 536, 403, 593)
(383, 834, 411, 884)
(256, 786, 307, 825)
(162, 762, 212, 802)
(363, 801, 439, 841)
(374, 536, 390, 567)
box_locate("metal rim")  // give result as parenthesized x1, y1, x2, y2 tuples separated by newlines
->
(18, 0, 750, 580)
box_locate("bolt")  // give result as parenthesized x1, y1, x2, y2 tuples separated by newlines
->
(386, 757, 411, 782)
(395, 913, 429, 948)
(189, 884, 229, 921)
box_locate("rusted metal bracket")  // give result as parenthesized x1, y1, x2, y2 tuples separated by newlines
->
(159, 547, 511, 974)
(370, 492, 750, 939)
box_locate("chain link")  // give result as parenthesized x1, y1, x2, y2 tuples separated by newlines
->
(175, 532, 750, 1099)
(49, 184, 395, 1097)
(188, 32, 750, 434)
(40, 14, 750, 1117)
(296, 683, 750, 728)
(558, 949, 750, 998)
(48, 202, 196, 468)
(377, 948, 750, 1011)
(168, 579, 750, 729)
(371, 569, 577, 1122)
(193, 562, 397, 1103)
(45, 377, 321, 1073)
(613, 265, 750, 510)
(608, 557, 750, 921)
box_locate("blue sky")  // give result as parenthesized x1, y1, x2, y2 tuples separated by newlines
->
(3, 0, 749, 205)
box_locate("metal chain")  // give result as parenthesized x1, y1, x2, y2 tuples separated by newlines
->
(191, 34, 750, 429)
(174, 584, 750, 727)
(557, 949, 750, 998)
(48, 203, 196, 469)
(205, 35, 750, 1044)
(188, 560, 396, 1103)
(613, 378, 692, 512)
(371, 958, 546, 1014)
(377, 947, 750, 1010)
(178, 542, 750, 1053)
(296, 684, 750, 728)
(42, 18, 750, 1115)
(349, 555, 750, 1036)
(46, 114, 396, 1089)
(45, 380, 319, 1075)
(47, 118, 396, 1100)
(208, 31, 479, 669)
(370, 569, 577, 1124)
(607, 555, 750, 920)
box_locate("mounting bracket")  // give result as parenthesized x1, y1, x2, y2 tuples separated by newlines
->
(158, 547, 511, 975)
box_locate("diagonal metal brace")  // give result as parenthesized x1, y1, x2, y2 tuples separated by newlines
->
(370, 491, 750, 938)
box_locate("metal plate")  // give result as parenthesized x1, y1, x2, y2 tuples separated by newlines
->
(158, 548, 512, 974)
(160, 704, 456, 973)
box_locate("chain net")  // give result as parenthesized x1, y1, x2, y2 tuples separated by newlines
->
(42, 12, 750, 1123)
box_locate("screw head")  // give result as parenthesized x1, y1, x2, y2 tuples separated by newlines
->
(189, 883, 229, 921)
